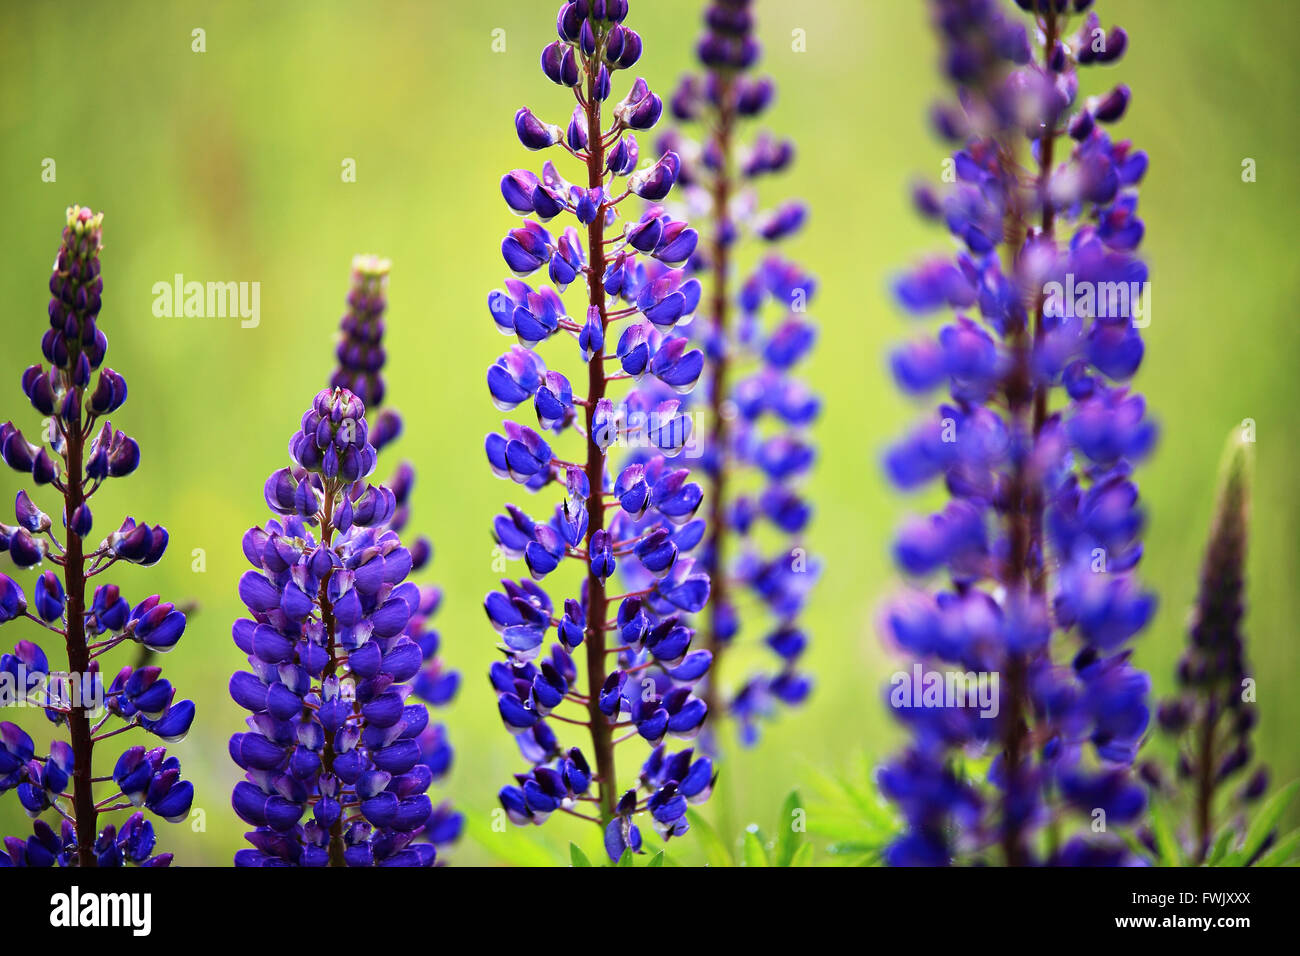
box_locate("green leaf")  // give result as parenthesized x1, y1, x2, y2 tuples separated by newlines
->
(802, 759, 902, 865)
(616, 849, 633, 867)
(1236, 780, 1300, 865)
(826, 840, 887, 864)
(742, 829, 770, 867)
(1253, 827, 1300, 867)
(1115, 828, 1158, 867)
(1205, 825, 1236, 867)
(686, 809, 733, 867)
(774, 790, 804, 867)
(570, 843, 592, 867)
(647, 850, 665, 867)
(789, 842, 814, 867)
(1148, 797, 1182, 866)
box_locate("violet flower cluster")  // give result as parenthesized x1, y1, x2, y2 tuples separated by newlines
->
(487, 0, 716, 861)
(1150, 433, 1268, 862)
(230, 389, 443, 866)
(660, 0, 819, 746)
(879, 0, 1155, 866)
(1, 206, 194, 867)
(230, 255, 461, 866)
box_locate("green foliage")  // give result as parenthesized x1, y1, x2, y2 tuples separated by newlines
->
(802, 759, 900, 866)
(685, 809, 734, 867)
(569, 843, 592, 867)
(1222, 781, 1300, 867)
(1147, 797, 1186, 867)
(465, 814, 564, 868)
(568, 842, 666, 868)
(1130, 781, 1300, 867)
(682, 790, 818, 866)
(739, 790, 815, 866)
(742, 829, 769, 867)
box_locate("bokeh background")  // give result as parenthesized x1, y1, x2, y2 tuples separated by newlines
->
(1, 0, 1296, 865)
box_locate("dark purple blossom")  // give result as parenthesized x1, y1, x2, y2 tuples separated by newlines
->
(0, 206, 193, 868)
(879, 0, 1155, 866)
(1150, 433, 1269, 863)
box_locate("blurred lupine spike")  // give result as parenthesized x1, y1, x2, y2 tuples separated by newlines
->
(661, 0, 819, 749)
(877, 0, 1156, 866)
(486, 0, 716, 863)
(330, 256, 463, 851)
(1154, 430, 1266, 862)
(331, 255, 395, 437)
(0, 206, 194, 868)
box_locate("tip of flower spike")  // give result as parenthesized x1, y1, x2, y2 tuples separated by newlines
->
(63, 205, 104, 260)
(290, 387, 377, 481)
(1212, 426, 1254, 536)
(348, 254, 391, 309)
(1220, 425, 1255, 477)
(350, 253, 391, 281)
(66, 204, 103, 234)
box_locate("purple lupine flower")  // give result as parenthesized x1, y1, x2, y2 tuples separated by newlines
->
(1149, 432, 1269, 863)
(0, 206, 193, 867)
(487, 0, 715, 862)
(659, 0, 819, 747)
(878, 0, 1155, 866)
(328, 256, 463, 852)
(231, 386, 447, 867)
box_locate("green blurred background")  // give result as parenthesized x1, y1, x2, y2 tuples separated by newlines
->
(1, 0, 1296, 865)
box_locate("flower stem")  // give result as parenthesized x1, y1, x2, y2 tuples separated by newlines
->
(581, 55, 618, 827)
(1193, 700, 1219, 862)
(998, 8, 1061, 866)
(62, 387, 97, 867)
(316, 487, 346, 867)
(703, 76, 736, 724)
(1028, 9, 1061, 598)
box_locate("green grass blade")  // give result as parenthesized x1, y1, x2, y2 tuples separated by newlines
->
(570, 843, 592, 867)
(686, 809, 734, 867)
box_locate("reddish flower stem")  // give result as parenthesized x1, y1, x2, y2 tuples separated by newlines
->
(315, 487, 346, 866)
(999, 8, 1061, 867)
(581, 52, 618, 827)
(61, 395, 98, 867)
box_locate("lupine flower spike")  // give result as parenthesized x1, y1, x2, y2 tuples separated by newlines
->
(1148, 431, 1278, 864)
(328, 256, 463, 850)
(487, 0, 716, 862)
(878, 0, 1157, 866)
(228, 254, 462, 868)
(661, 0, 818, 746)
(0, 206, 194, 867)
(230, 386, 449, 866)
